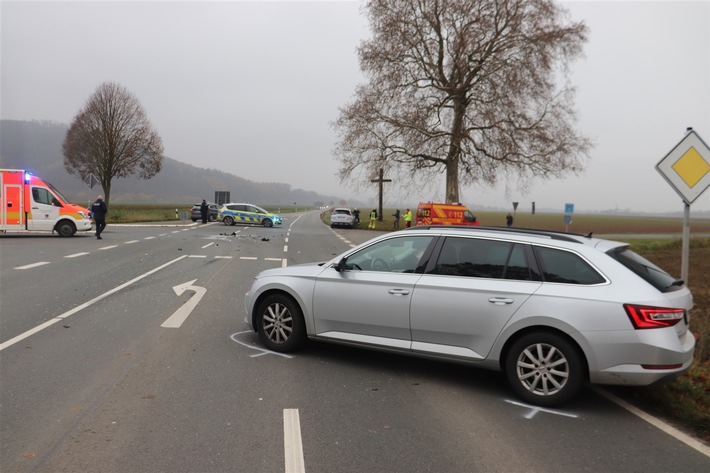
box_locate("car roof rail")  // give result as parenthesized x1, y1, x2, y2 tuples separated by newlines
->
(406, 225, 589, 243)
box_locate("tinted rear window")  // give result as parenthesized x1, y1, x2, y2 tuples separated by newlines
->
(429, 237, 537, 281)
(608, 247, 681, 292)
(534, 247, 606, 285)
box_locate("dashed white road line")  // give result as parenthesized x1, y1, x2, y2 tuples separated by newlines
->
(15, 261, 50, 270)
(125, 240, 139, 244)
(99, 245, 118, 250)
(283, 409, 306, 473)
(65, 252, 89, 258)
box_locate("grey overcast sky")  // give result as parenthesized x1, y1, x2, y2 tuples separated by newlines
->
(1, 0, 709, 213)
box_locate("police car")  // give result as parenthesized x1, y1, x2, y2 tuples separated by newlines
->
(218, 203, 283, 227)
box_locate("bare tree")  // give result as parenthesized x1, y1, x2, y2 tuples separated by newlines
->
(334, 0, 592, 203)
(63, 82, 164, 206)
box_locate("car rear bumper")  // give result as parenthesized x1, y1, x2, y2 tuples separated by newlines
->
(586, 328, 695, 386)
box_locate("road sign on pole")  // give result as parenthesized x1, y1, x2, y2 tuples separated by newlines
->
(563, 203, 574, 231)
(656, 128, 710, 283)
(656, 129, 710, 204)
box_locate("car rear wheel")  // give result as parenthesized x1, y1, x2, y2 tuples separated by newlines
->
(505, 332, 584, 407)
(209, 214, 217, 221)
(256, 294, 306, 352)
(223, 216, 234, 226)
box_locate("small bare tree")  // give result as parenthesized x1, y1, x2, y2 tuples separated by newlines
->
(63, 82, 164, 206)
(334, 0, 592, 203)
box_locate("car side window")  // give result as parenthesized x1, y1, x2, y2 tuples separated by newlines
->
(429, 238, 535, 281)
(344, 236, 434, 273)
(534, 247, 606, 285)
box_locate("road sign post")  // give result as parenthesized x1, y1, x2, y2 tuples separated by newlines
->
(563, 203, 574, 232)
(656, 128, 710, 283)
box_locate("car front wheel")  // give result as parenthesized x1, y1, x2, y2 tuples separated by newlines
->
(223, 216, 234, 226)
(255, 294, 306, 352)
(505, 332, 584, 407)
(262, 218, 273, 227)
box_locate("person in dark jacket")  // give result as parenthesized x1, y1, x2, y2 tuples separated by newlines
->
(506, 213, 514, 228)
(91, 195, 108, 239)
(200, 199, 209, 224)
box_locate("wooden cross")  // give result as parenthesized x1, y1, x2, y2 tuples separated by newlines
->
(370, 168, 392, 221)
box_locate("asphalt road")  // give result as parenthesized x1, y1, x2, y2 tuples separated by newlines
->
(1, 211, 709, 473)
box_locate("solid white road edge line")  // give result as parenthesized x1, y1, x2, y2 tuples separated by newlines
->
(283, 409, 306, 473)
(0, 255, 189, 352)
(593, 386, 710, 457)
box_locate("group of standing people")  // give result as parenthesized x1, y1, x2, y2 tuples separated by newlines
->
(391, 208, 412, 229)
(367, 208, 413, 230)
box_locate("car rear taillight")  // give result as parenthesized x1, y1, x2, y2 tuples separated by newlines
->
(624, 304, 686, 329)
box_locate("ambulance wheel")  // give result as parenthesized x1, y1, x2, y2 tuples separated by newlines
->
(223, 216, 235, 226)
(262, 219, 273, 228)
(56, 221, 76, 237)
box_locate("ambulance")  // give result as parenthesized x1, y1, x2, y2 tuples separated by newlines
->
(1, 169, 93, 237)
(415, 202, 480, 226)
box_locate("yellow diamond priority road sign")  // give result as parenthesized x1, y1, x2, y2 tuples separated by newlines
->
(656, 130, 710, 204)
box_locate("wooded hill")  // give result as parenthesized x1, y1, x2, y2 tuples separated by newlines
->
(0, 120, 336, 206)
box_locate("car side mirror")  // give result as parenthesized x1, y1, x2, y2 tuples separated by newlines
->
(335, 257, 347, 272)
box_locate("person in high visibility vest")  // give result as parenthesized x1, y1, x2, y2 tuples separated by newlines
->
(368, 209, 377, 229)
(403, 208, 413, 227)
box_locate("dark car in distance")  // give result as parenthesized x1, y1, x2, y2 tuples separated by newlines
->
(190, 203, 220, 222)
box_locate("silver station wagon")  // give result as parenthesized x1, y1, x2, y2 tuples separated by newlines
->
(244, 226, 695, 406)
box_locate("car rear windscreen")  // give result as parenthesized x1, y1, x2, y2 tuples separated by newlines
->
(608, 247, 682, 292)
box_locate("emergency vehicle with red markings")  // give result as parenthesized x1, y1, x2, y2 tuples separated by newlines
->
(415, 202, 480, 226)
(1, 169, 93, 237)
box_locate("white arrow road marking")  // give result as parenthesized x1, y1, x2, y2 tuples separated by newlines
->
(161, 279, 207, 328)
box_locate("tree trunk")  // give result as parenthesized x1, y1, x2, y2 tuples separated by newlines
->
(102, 180, 112, 207)
(445, 96, 466, 203)
(445, 155, 459, 203)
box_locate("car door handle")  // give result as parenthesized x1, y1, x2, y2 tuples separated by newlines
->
(488, 297, 514, 305)
(388, 289, 411, 296)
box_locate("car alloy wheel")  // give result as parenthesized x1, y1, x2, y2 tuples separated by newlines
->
(256, 294, 305, 352)
(505, 332, 583, 406)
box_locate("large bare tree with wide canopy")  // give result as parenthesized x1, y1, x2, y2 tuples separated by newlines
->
(63, 82, 164, 206)
(334, 0, 592, 203)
